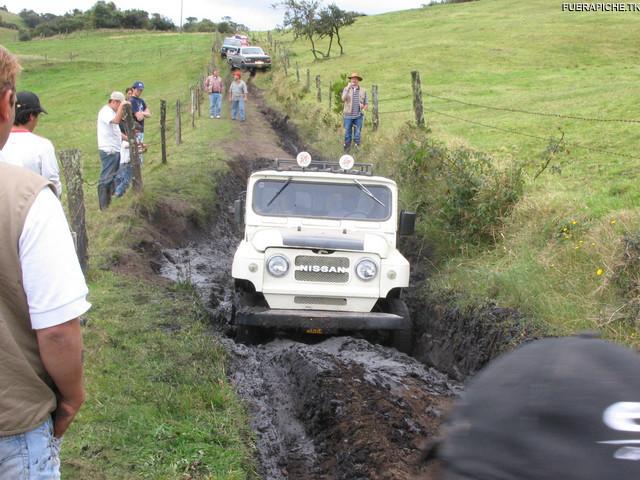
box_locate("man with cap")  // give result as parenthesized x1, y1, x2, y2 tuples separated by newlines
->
(96, 91, 128, 210)
(341, 72, 368, 152)
(129, 81, 150, 142)
(0, 45, 90, 479)
(1, 91, 62, 198)
(422, 336, 640, 480)
(204, 69, 224, 118)
(229, 71, 248, 121)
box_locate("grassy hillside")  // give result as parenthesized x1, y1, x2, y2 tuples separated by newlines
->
(3, 30, 256, 478)
(263, 0, 640, 345)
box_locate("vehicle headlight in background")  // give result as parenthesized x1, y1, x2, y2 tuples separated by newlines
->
(355, 258, 378, 281)
(266, 255, 289, 277)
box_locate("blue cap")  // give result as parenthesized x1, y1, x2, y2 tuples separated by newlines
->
(132, 81, 144, 90)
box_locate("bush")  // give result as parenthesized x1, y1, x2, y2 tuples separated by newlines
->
(18, 29, 31, 41)
(394, 126, 524, 246)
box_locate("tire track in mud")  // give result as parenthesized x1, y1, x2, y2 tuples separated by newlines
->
(160, 76, 461, 479)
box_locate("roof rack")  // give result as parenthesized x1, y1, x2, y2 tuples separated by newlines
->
(273, 158, 374, 176)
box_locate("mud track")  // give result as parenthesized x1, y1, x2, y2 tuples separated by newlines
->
(159, 75, 527, 479)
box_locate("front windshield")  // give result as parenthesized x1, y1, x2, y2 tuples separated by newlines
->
(253, 179, 392, 221)
(224, 38, 241, 46)
(242, 47, 264, 55)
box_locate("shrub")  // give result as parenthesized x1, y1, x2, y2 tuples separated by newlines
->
(394, 126, 524, 246)
(18, 29, 31, 41)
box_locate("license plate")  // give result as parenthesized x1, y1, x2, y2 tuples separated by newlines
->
(305, 328, 323, 335)
(255, 61, 263, 64)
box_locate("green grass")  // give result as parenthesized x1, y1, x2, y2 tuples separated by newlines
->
(260, 0, 640, 344)
(4, 30, 256, 477)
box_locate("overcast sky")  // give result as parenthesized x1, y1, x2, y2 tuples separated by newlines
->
(2, 1, 426, 31)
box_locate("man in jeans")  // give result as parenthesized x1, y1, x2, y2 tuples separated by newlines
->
(229, 71, 248, 122)
(0, 45, 90, 479)
(341, 72, 368, 152)
(96, 91, 127, 210)
(204, 69, 224, 118)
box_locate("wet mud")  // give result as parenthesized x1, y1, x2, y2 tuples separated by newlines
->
(157, 77, 529, 479)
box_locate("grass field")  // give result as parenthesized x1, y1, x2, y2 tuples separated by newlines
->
(262, 0, 640, 344)
(2, 29, 256, 478)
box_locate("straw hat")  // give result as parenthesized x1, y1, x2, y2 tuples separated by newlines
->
(348, 72, 363, 81)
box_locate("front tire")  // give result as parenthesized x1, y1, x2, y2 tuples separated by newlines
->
(388, 298, 413, 355)
(232, 288, 263, 345)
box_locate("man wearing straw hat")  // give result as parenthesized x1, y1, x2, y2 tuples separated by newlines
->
(341, 72, 368, 152)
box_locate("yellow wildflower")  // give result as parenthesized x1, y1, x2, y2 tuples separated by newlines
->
(596, 268, 604, 276)
(610, 219, 617, 225)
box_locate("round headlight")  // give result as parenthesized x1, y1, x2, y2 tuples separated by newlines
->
(356, 258, 378, 281)
(266, 255, 289, 277)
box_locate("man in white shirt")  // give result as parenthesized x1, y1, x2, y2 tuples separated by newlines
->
(0, 45, 90, 480)
(97, 91, 128, 210)
(1, 91, 63, 197)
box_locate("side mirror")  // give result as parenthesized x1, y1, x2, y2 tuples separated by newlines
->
(398, 210, 416, 236)
(234, 199, 244, 226)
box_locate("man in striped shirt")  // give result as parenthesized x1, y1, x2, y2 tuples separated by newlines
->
(341, 72, 368, 152)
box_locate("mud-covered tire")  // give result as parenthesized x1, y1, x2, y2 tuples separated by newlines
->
(232, 289, 263, 345)
(388, 299, 413, 355)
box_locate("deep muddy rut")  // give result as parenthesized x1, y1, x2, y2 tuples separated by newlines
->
(158, 77, 527, 479)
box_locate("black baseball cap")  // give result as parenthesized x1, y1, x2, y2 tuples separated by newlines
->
(438, 336, 640, 480)
(15, 91, 47, 115)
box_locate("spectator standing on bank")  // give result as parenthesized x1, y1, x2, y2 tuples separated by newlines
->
(97, 91, 128, 210)
(204, 69, 224, 118)
(1, 91, 62, 198)
(0, 45, 90, 479)
(229, 71, 248, 122)
(341, 72, 368, 152)
(129, 80, 150, 142)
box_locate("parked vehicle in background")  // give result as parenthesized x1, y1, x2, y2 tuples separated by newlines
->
(230, 153, 417, 353)
(221, 37, 242, 58)
(227, 46, 272, 72)
(235, 34, 250, 46)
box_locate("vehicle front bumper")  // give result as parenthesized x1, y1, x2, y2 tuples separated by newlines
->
(236, 307, 408, 332)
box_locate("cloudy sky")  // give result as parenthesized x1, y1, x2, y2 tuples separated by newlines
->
(3, 1, 427, 31)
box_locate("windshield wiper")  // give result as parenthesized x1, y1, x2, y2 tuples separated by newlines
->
(354, 179, 385, 207)
(266, 177, 292, 207)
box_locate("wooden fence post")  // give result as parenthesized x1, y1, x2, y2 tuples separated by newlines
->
(160, 100, 167, 164)
(316, 75, 321, 103)
(372, 84, 379, 131)
(175, 99, 182, 145)
(191, 88, 196, 128)
(296, 62, 300, 83)
(306, 68, 310, 92)
(123, 104, 143, 193)
(196, 85, 201, 118)
(59, 149, 88, 273)
(328, 82, 332, 110)
(411, 71, 425, 128)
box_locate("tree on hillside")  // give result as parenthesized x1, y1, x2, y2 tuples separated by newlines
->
(324, 4, 356, 55)
(89, 1, 122, 29)
(121, 9, 149, 29)
(149, 13, 175, 31)
(278, 0, 323, 60)
(19, 9, 42, 28)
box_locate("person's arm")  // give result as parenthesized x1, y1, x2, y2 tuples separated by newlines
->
(243, 82, 248, 101)
(40, 141, 63, 198)
(36, 319, 84, 438)
(111, 101, 128, 125)
(341, 86, 350, 102)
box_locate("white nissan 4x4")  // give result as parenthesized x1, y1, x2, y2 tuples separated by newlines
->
(231, 153, 416, 353)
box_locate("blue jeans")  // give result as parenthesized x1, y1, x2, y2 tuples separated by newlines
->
(0, 416, 62, 479)
(209, 93, 222, 117)
(343, 114, 364, 146)
(98, 150, 120, 209)
(231, 98, 245, 121)
(115, 163, 132, 197)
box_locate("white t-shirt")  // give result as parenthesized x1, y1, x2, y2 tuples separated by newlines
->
(19, 187, 91, 330)
(120, 140, 130, 165)
(97, 104, 121, 152)
(1, 129, 63, 198)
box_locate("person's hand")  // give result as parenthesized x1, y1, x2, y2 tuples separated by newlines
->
(53, 392, 85, 438)
(134, 111, 145, 122)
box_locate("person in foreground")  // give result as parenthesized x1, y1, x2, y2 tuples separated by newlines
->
(421, 335, 640, 479)
(0, 45, 91, 479)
